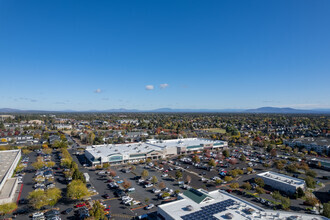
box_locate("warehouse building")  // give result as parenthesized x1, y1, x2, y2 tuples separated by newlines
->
(157, 188, 324, 220)
(257, 171, 305, 194)
(85, 138, 227, 165)
(0, 149, 21, 204)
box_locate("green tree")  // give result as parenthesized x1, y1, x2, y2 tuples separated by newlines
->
(256, 186, 265, 194)
(0, 202, 17, 218)
(323, 202, 330, 218)
(151, 176, 158, 184)
(208, 159, 216, 167)
(272, 191, 282, 201)
(230, 182, 239, 189)
(215, 179, 223, 185)
(242, 182, 252, 190)
(280, 196, 291, 210)
(32, 160, 45, 170)
(192, 155, 200, 163)
(222, 150, 229, 158)
(254, 177, 265, 187)
(89, 200, 105, 220)
(224, 176, 233, 182)
(175, 170, 183, 180)
(240, 154, 246, 162)
(247, 167, 253, 173)
(305, 176, 316, 188)
(46, 187, 62, 207)
(141, 169, 149, 179)
(28, 189, 47, 209)
(306, 170, 317, 178)
(67, 180, 90, 200)
(296, 187, 305, 198)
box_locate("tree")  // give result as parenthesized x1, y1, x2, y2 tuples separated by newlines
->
(247, 167, 253, 173)
(89, 200, 105, 220)
(145, 198, 150, 204)
(32, 160, 45, 170)
(270, 148, 277, 157)
(256, 186, 265, 194)
(323, 202, 330, 218)
(175, 170, 183, 180)
(280, 196, 291, 210)
(254, 177, 265, 187)
(0, 202, 17, 218)
(28, 189, 48, 209)
(46, 161, 55, 168)
(141, 169, 149, 179)
(276, 162, 285, 170)
(70, 161, 79, 170)
(272, 191, 282, 201)
(296, 187, 305, 198)
(42, 148, 52, 155)
(109, 170, 117, 177)
(240, 154, 246, 162)
(192, 155, 200, 163)
(242, 182, 252, 190)
(158, 182, 166, 189)
(230, 182, 239, 189)
(208, 159, 216, 167)
(305, 176, 316, 188)
(162, 192, 171, 198)
(215, 179, 223, 185)
(222, 150, 229, 158)
(229, 158, 237, 165)
(151, 176, 158, 184)
(146, 158, 151, 163)
(67, 180, 90, 200)
(87, 132, 95, 144)
(46, 187, 62, 206)
(123, 179, 131, 189)
(224, 176, 233, 182)
(186, 175, 192, 184)
(306, 170, 317, 178)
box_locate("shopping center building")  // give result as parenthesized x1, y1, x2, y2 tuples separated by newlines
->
(0, 149, 21, 204)
(85, 138, 227, 165)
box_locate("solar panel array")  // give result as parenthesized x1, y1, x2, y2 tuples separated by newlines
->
(181, 199, 235, 220)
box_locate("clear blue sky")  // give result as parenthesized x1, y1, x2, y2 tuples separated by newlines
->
(0, 0, 329, 111)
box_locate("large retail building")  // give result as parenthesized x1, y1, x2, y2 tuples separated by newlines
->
(0, 149, 21, 204)
(85, 138, 227, 165)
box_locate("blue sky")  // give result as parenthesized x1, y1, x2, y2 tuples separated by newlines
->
(0, 0, 329, 111)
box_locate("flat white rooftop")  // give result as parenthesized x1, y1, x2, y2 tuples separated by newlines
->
(0, 150, 20, 186)
(147, 138, 226, 148)
(257, 171, 305, 187)
(158, 189, 325, 220)
(86, 138, 226, 157)
(86, 142, 163, 157)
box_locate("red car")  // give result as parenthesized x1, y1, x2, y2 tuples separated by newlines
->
(226, 189, 232, 193)
(74, 203, 86, 208)
(106, 179, 113, 183)
(104, 208, 110, 212)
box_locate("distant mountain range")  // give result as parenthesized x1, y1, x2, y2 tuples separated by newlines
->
(1, 107, 330, 114)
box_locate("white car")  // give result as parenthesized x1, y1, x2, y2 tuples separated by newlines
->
(161, 174, 168, 178)
(153, 188, 161, 194)
(121, 196, 131, 201)
(32, 212, 44, 218)
(127, 200, 141, 206)
(123, 198, 133, 204)
(145, 204, 155, 210)
(144, 183, 153, 188)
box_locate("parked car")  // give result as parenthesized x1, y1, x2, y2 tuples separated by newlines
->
(145, 204, 155, 210)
